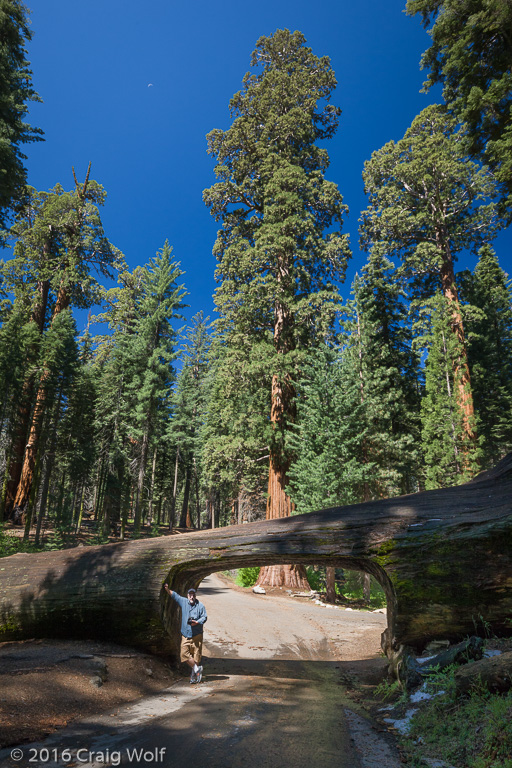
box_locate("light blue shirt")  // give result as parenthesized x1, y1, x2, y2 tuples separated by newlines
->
(170, 592, 207, 638)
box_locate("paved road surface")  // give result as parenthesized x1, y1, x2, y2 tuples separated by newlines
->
(0, 574, 395, 768)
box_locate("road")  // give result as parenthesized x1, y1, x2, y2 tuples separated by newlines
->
(0, 574, 399, 768)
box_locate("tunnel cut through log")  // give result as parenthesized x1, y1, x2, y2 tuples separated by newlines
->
(161, 558, 395, 662)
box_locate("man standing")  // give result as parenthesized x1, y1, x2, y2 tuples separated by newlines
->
(164, 584, 207, 683)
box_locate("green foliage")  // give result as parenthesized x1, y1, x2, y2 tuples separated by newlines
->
(459, 246, 512, 468)
(402, 668, 512, 768)
(0, 0, 43, 233)
(360, 104, 498, 281)
(289, 343, 372, 512)
(203, 28, 351, 504)
(374, 677, 405, 703)
(235, 567, 261, 587)
(421, 294, 480, 488)
(406, 0, 512, 220)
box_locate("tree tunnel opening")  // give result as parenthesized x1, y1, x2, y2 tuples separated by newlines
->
(162, 555, 397, 664)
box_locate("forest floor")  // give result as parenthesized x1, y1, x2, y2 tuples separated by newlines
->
(0, 639, 179, 748)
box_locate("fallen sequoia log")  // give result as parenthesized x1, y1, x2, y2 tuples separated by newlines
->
(1, 454, 512, 664)
(455, 651, 512, 696)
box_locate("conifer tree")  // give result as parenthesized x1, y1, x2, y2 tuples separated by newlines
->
(288, 343, 370, 513)
(0, 0, 42, 233)
(168, 312, 211, 530)
(204, 29, 350, 587)
(360, 105, 498, 474)
(5, 173, 121, 520)
(406, 0, 512, 219)
(459, 246, 512, 466)
(92, 243, 186, 535)
(420, 294, 478, 488)
(352, 248, 422, 496)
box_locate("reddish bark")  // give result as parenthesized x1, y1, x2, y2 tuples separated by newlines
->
(438, 232, 477, 459)
(4, 279, 50, 520)
(13, 285, 70, 518)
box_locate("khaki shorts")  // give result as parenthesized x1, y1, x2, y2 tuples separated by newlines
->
(180, 633, 203, 664)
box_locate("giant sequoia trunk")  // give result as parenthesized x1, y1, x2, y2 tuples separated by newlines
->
(255, 371, 310, 590)
(12, 285, 70, 520)
(1, 454, 512, 663)
(4, 279, 50, 520)
(438, 229, 477, 459)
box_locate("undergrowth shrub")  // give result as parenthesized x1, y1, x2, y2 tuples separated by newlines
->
(235, 567, 261, 587)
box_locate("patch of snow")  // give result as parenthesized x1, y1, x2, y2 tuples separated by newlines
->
(409, 523, 424, 527)
(483, 649, 502, 658)
(410, 689, 445, 703)
(383, 708, 418, 734)
(345, 607, 354, 611)
(416, 655, 436, 665)
(252, 586, 266, 594)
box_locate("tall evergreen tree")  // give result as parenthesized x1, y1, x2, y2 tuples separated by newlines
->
(3, 173, 121, 520)
(360, 105, 497, 474)
(352, 248, 422, 497)
(420, 294, 478, 488)
(204, 29, 351, 587)
(406, 0, 512, 219)
(168, 312, 211, 530)
(0, 0, 42, 233)
(288, 342, 370, 514)
(459, 246, 512, 466)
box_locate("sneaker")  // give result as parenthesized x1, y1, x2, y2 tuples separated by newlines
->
(196, 665, 203, 684)
(189, 672, 197, 684)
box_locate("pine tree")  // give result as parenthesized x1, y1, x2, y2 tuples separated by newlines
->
(420, 294, 478, 488)
(352, 248, 422, 497)
(406, 0, 512, 219)
(92, 243, 186, 535)
(288, 342, 370, 513)
(168, 312, 211, 530)
(0, 0, 42, 232)
(5, 173, 121, 520)
(204, 29, 350, 588)
(360, 105, 498, 473)
(459, 246, 512, 466)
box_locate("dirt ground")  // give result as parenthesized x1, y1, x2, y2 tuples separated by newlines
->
(0, 640, 178, 748)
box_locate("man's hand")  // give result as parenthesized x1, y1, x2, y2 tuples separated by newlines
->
(164, 583, 172, 596)
(189, 619, 199, 626)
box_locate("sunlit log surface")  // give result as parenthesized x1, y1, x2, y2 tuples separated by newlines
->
(1, 455, 511, 661)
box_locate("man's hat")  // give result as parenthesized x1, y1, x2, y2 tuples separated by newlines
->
(187, 588, 196, 594)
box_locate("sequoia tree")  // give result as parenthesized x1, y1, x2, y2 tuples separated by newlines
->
(204, 29, 351, 587)
(406, 0, 512, 219)
(0, 0, 42, 233)
(360, 105, 497, 470)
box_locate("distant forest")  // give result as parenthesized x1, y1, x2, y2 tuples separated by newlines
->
(1, 2, 511, 549)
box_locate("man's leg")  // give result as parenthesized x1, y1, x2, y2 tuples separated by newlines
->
(181, 637, 198, 683)
(192, 635, 203, 682)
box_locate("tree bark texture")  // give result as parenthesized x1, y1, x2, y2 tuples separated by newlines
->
(455, 651, 512, 696)
(4, 280, 50, 519)
(438, 231, 477, 455)
(325, 567, 336, 603)
(1, 454, 512, 663)
(13, 285, 70, 518)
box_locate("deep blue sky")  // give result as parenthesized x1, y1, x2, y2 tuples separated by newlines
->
(22, 0, 511, 331)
